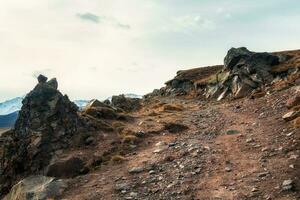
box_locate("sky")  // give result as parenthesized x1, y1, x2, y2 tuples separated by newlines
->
(0, 0, 300, 101)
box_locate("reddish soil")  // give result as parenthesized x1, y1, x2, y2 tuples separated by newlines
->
(58, 85, 300, 200)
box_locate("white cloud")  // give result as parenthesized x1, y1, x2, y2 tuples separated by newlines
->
(0, 0, 299, 102)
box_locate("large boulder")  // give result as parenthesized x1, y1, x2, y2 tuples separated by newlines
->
(206, 47, 281, 99)
(224, 47, 252, 70)
(0, 75, 81, 196)
(111, 94, 142, 112)
(4, 176, 67, 200)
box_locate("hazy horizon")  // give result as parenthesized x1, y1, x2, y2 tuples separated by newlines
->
(1, 0, 300, 102)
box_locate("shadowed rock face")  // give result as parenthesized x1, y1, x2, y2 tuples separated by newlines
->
(205, 47, 281, 100)
(0, 75, 81, 195)
(111, 94, 142, 112)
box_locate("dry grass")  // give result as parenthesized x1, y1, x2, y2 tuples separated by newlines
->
(111, 155, 126, 163)
(160, 104, 184, 112)
(121, 135, 138, 144)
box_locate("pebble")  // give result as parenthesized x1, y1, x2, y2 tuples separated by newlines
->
(282, 179, 294, 191)
(129, 167, 144, 174)
(225, 167, 232, 172)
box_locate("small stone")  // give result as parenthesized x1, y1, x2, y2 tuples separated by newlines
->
(282, 111, 300, 121)
(85, 136, 94, 145)
(149, 170, 155, 175)
(225, 167, 232, 172)
(128, 167, 144, 174)
(286, 132, 294, 137)
(129, 192, 138, 197)
(282, 179, 294, 191)
(258, 172, 269, 178)
(226, 130, 240, 135)
(246, 138, 254, 143)
(115, 183, 129, 191)
(261, 147, 269, 152)
(251, 187, 259, 192)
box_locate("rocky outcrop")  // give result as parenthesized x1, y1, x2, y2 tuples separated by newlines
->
(147, 47, 300, 100)
(4, 176, 67, 200)
(205, 47, 281, 100)
(0, 75, 82, 195)
(111, 94, 142, 112)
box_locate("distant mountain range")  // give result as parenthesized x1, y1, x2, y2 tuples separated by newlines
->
(0, 111, 18, 128)
(0, 94, 142, 128)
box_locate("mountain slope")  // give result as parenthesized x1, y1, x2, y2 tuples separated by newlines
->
(0, 97, 23, 115)
(0, 111, 18, 128)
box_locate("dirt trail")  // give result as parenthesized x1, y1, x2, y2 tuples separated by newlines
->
(62, 89, 299, 200)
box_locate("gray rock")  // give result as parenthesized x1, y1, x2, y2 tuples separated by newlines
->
(129, 167, 144, 174)
(4, 175, 67, 200)
(47, 78, 58, 89)
(224, 47, 252, 70)
(282, 179, 294, 191)
(37, 74, 48, 83)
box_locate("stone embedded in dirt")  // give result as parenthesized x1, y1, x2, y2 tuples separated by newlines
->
(282, 111, 300, 121)
(164, 122, 189, 133)
(282, 179, 294, 191)
(45, 156, 86, 178)
(128, 166, 144, 174)
(225, 167, 232, 172)
(115, 183, 130, 191)
(4, 175, 67, 200)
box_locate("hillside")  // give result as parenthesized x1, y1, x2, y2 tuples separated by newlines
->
(0, 112, 18, 128)
(0, 47, 299, 200)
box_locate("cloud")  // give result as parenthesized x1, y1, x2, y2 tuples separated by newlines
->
(76, 12, 101, 23)
(76, 12, 130, 29)
(116, 22, 131, 30)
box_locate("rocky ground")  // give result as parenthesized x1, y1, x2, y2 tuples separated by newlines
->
(60, 85, 299, 200)
(1, 47, 299, 200)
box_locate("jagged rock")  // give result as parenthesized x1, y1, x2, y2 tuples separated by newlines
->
(0, 75, 81, 196)
(85, 106, 118, 120)
(206, 47, 280, 99)
(4, 176, 67, 200)
(282, 179, 294, 191)
(45, 156, 86, 178)
(47, 78, 58, 89)
(86, 99, 110, 109)
(37, 74, 48, 83)
(111, 94, 142, 112)
(224, 47, 252, 70)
